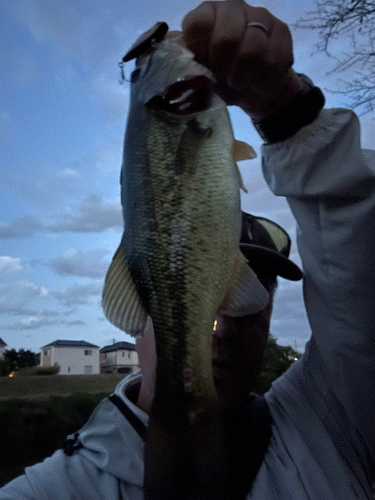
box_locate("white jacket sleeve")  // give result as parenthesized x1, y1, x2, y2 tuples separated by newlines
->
(262, 108, 375, 465)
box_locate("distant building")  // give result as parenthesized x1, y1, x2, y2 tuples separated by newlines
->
(100, 341, 139, 375)
(0, 338, 7, 359)
(40, 340, 100, 375)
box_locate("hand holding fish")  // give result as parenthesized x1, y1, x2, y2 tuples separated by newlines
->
(182, 0, 303, 120)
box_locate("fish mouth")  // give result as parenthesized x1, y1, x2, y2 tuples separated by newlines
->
(146, 75, 213, 115)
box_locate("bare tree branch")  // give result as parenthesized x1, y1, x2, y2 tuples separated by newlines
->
(295, 0, 375, 113)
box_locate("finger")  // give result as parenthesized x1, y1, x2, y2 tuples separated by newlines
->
(182, 2, 216, 66)
(229, 6, 273, 88)
(227, 7, 281, 90)
(265, 18, 294, 78)
(208, 0, 247, 79)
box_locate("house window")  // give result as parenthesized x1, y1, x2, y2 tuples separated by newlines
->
(84, 365, 93, 374)
(43, 350, 48, 356)
(84, 350, 92, 356)
(68, 367, 70, 373)
(122, 351, 125, 357)
(128, 352, 131, 359)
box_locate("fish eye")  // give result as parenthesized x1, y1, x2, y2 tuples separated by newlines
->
(131, 68, 142, 83)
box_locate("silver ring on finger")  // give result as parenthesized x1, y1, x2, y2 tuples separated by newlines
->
(246, 21, 269, 36)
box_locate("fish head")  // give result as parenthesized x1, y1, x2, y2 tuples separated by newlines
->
(124, 23, 223, 117)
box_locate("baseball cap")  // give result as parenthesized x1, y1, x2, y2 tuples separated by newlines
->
(240, 212, 303, 281)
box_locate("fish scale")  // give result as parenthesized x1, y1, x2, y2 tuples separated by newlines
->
(102, 26, 269, 500)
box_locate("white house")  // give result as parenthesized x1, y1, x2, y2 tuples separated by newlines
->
(0, 338, 7, 359)
(100, 341, 139, 375)
(40, 340, 100, 375)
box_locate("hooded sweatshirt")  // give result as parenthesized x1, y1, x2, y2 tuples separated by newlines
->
(1, 108, 375, 499)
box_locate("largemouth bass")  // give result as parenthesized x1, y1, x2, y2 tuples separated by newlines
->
(103, 22, 269, 500)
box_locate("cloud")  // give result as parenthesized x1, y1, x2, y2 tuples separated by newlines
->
(38, 287, 48, 297)
(0, 316, 85, 331)
(0, 302, 61, 319)
(3, 158, 87, 212)
(52, 281, 103, 308)
(0, 256, 22, 272)
(270, 280, 311, 350)
(39, 309, 60, 317)
(57, 168, 82, 180)
(49, 194, 122, 233)
(0, 281, 50, 328)
(0, 280, 48, 299)
(0, 216, 45, 239)
(273, 280, 305, 314)
(20, 316, 45, 328)
(50, 248, 109, 279)
(0, 304, 37, 316)
(0, 195, 122, 239)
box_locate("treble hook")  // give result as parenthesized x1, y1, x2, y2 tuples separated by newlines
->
(118, 61, 126, 84)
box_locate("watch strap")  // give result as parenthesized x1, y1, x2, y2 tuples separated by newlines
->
(252, 75, 325, 143)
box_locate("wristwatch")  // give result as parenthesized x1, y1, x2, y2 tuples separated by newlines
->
(252, 74, 325, 143)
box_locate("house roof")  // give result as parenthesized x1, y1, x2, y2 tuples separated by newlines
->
(41, 340, 99, 349)
(0, 338, 6, 347)
(100, 341, 136, 353)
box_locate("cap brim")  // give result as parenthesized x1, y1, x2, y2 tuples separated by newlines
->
(240, 244, 303, 281)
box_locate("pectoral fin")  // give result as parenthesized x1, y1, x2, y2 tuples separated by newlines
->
(219, 253, 269, 316)
(232, 140, 256, 162)
(102, 245, 147, 336)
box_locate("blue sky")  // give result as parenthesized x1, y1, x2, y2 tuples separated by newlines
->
(1, 0, 373, 354)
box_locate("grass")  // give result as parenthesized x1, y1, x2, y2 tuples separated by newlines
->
(0, 374, 126, 487)
(0, 373, 124, 400)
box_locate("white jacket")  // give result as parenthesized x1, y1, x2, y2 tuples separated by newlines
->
(1, 108, 374, 499)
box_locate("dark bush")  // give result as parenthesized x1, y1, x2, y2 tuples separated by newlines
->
(16, 365, 60, 376)
(0, 392, 107, 487)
